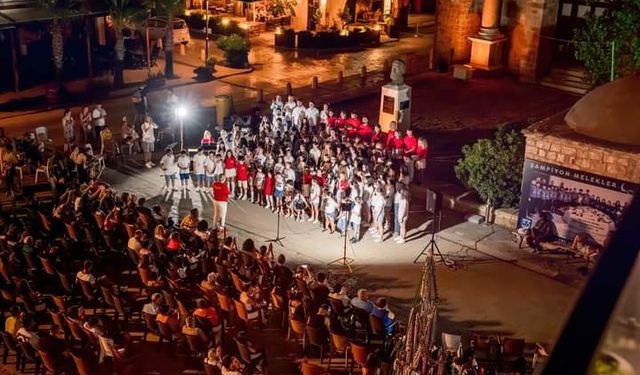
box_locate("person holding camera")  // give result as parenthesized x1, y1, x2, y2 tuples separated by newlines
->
(349, 196, 363, 243)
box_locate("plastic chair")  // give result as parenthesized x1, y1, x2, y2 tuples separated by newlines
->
(289, 318, 307, 351)
(327, 332, 350, 371)
(306, 325, 328, 362)
(301, 360, 332, 375)
(270, 290, 287, 332)
(349, 342, 370, 374)
(233, 299, 260, 329)
(70, 350, 98, 375)
(0, 331, 22, 367)
(142, 312, 159, 341)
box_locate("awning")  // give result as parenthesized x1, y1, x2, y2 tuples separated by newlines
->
(0, 6, 106, 28)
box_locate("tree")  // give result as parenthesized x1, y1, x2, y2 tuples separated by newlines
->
(454, 127, 525, 209)
(573, 0, 640, 85)
(108, 0, 145, 87)
(145, 0, 183, 78)
(37, 0, 81, 83)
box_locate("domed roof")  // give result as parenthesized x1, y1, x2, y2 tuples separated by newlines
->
(564, 75, 640, 146)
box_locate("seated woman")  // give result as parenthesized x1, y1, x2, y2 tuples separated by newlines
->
(201, 130, 216, 150)
(156, 304, 182, 336)
(571, 233, 600, 258)
(166, 232, 185, 253)
(239, 280, 267, 324)
(182, 316, 211, 345)
(525, 212, 557, 253)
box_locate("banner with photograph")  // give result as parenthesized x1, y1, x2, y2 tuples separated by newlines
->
(517, 159, 639, 247)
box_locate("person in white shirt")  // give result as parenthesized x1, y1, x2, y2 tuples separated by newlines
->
(349, 196, 363, 243)
(319, 104, 330, 125)
(395, 186, 410, 244)
(370, 187, 387, 243)
(140, 116, 159, 168)
(76, 260, 97, 286)
(284, 95, 296, 112)
(176, 150, 191, 191)
(91, 104, 107, 141)
(159, 148, 177, 191)
(323, 190, 338, 233)
(205, 151, 216, 191)
(305, 102, 319, 128)
(192, 148, 207, 192)
(291, 100, 306, 129)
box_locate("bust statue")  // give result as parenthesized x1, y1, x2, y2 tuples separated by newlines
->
(390, 59, 406, 85)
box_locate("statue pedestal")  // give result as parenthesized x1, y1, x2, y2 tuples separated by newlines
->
(378, 83, 412, 132)
(466, 35, 507, 71)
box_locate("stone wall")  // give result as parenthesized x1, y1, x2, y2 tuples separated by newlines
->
(523, 113, 640, 184)
(434, 0, 481, 68)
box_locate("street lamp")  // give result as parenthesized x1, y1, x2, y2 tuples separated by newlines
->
(204, 0, 209, 60)
(176, 105, 187, 150)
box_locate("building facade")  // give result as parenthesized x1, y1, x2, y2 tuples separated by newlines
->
(434, 0, 610, 82)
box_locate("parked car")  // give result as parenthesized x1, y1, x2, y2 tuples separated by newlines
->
(139, 17, 191, 45)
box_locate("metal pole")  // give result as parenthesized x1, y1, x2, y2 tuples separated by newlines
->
(205, 0, 209, 60)
(610, 40, 616, 82)
(146, 15, 151, 77)
(180, 117, 184, 150)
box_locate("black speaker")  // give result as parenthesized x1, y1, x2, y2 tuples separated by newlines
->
(425, 189, 441, 214)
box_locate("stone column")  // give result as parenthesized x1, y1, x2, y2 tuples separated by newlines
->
(479, 0, 503, 39)
(466, 0, 507, 70)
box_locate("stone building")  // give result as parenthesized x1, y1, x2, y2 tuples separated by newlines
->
(434, 0, 610, 85)
(517, 76, 640, 246)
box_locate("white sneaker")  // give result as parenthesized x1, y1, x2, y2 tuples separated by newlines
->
(145, 162, 152, 168)
(150, 162, 156, 167)
(313, 220, 319, 224)
(373, 238, 382, 243)
(396, 238, 405, 244)
(307, 217, 314, 222)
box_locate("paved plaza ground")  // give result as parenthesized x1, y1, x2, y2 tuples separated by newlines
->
(0, 28, 587, 374)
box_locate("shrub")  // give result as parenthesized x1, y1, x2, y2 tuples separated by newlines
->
(217, 34, 250, 68)
(573, 0, 640, 85)
(454, 126, 525, 209)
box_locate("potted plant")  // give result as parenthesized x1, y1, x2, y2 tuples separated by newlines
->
(217, 34, 250, 68)
(194, 56, 216, 82)
(146, 71, 166, 89)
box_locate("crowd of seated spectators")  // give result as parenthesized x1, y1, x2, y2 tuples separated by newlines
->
(0, 168, 402, 374)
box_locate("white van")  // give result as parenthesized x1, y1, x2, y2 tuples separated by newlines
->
(141, 17, 191, 45)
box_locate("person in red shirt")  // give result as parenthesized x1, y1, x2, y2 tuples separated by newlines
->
(371, 125, 386, 146)
(263, 170, 275, 211)
(403, 129, 418, 182)
(358, 116, 373, 141)
(212, 175, 231, 229)
(302, 168, 313, 199)
(166, 232, 184, 252)
(326, 110, 337, 130)
(336, 111, 348, 130)
(223, 151, 237, 198)
(236, 159, 249, 200)
(346, 112, 361, 138)
(415, 137, 428, 184)
(385, 121, 398, 149)
(391, 129, 405, 158)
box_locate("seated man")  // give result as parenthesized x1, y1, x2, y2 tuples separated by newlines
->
(370, 297, 396, 335)
(525, 212, 557, 253)
(350, 288, 374, 313)
(180, 208, 199, 232)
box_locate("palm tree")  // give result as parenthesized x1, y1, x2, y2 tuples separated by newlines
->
(108, 0, 145, 87)
(37, 0, 80, 83)
(145, 0, 183, 78)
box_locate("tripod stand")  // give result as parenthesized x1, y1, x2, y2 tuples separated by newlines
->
(413, 211, 455, 268)
(328, 207, 355, 273)
(266, 209, 286, 247)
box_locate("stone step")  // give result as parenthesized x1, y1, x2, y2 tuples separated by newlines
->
(550, 67, 588, 79)
(539, 79, 589, 95)
(547, 71, 590, 85)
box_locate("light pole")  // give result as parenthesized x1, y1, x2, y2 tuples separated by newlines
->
(176, 105, 187, 150)
(204, 0, 209, 60)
